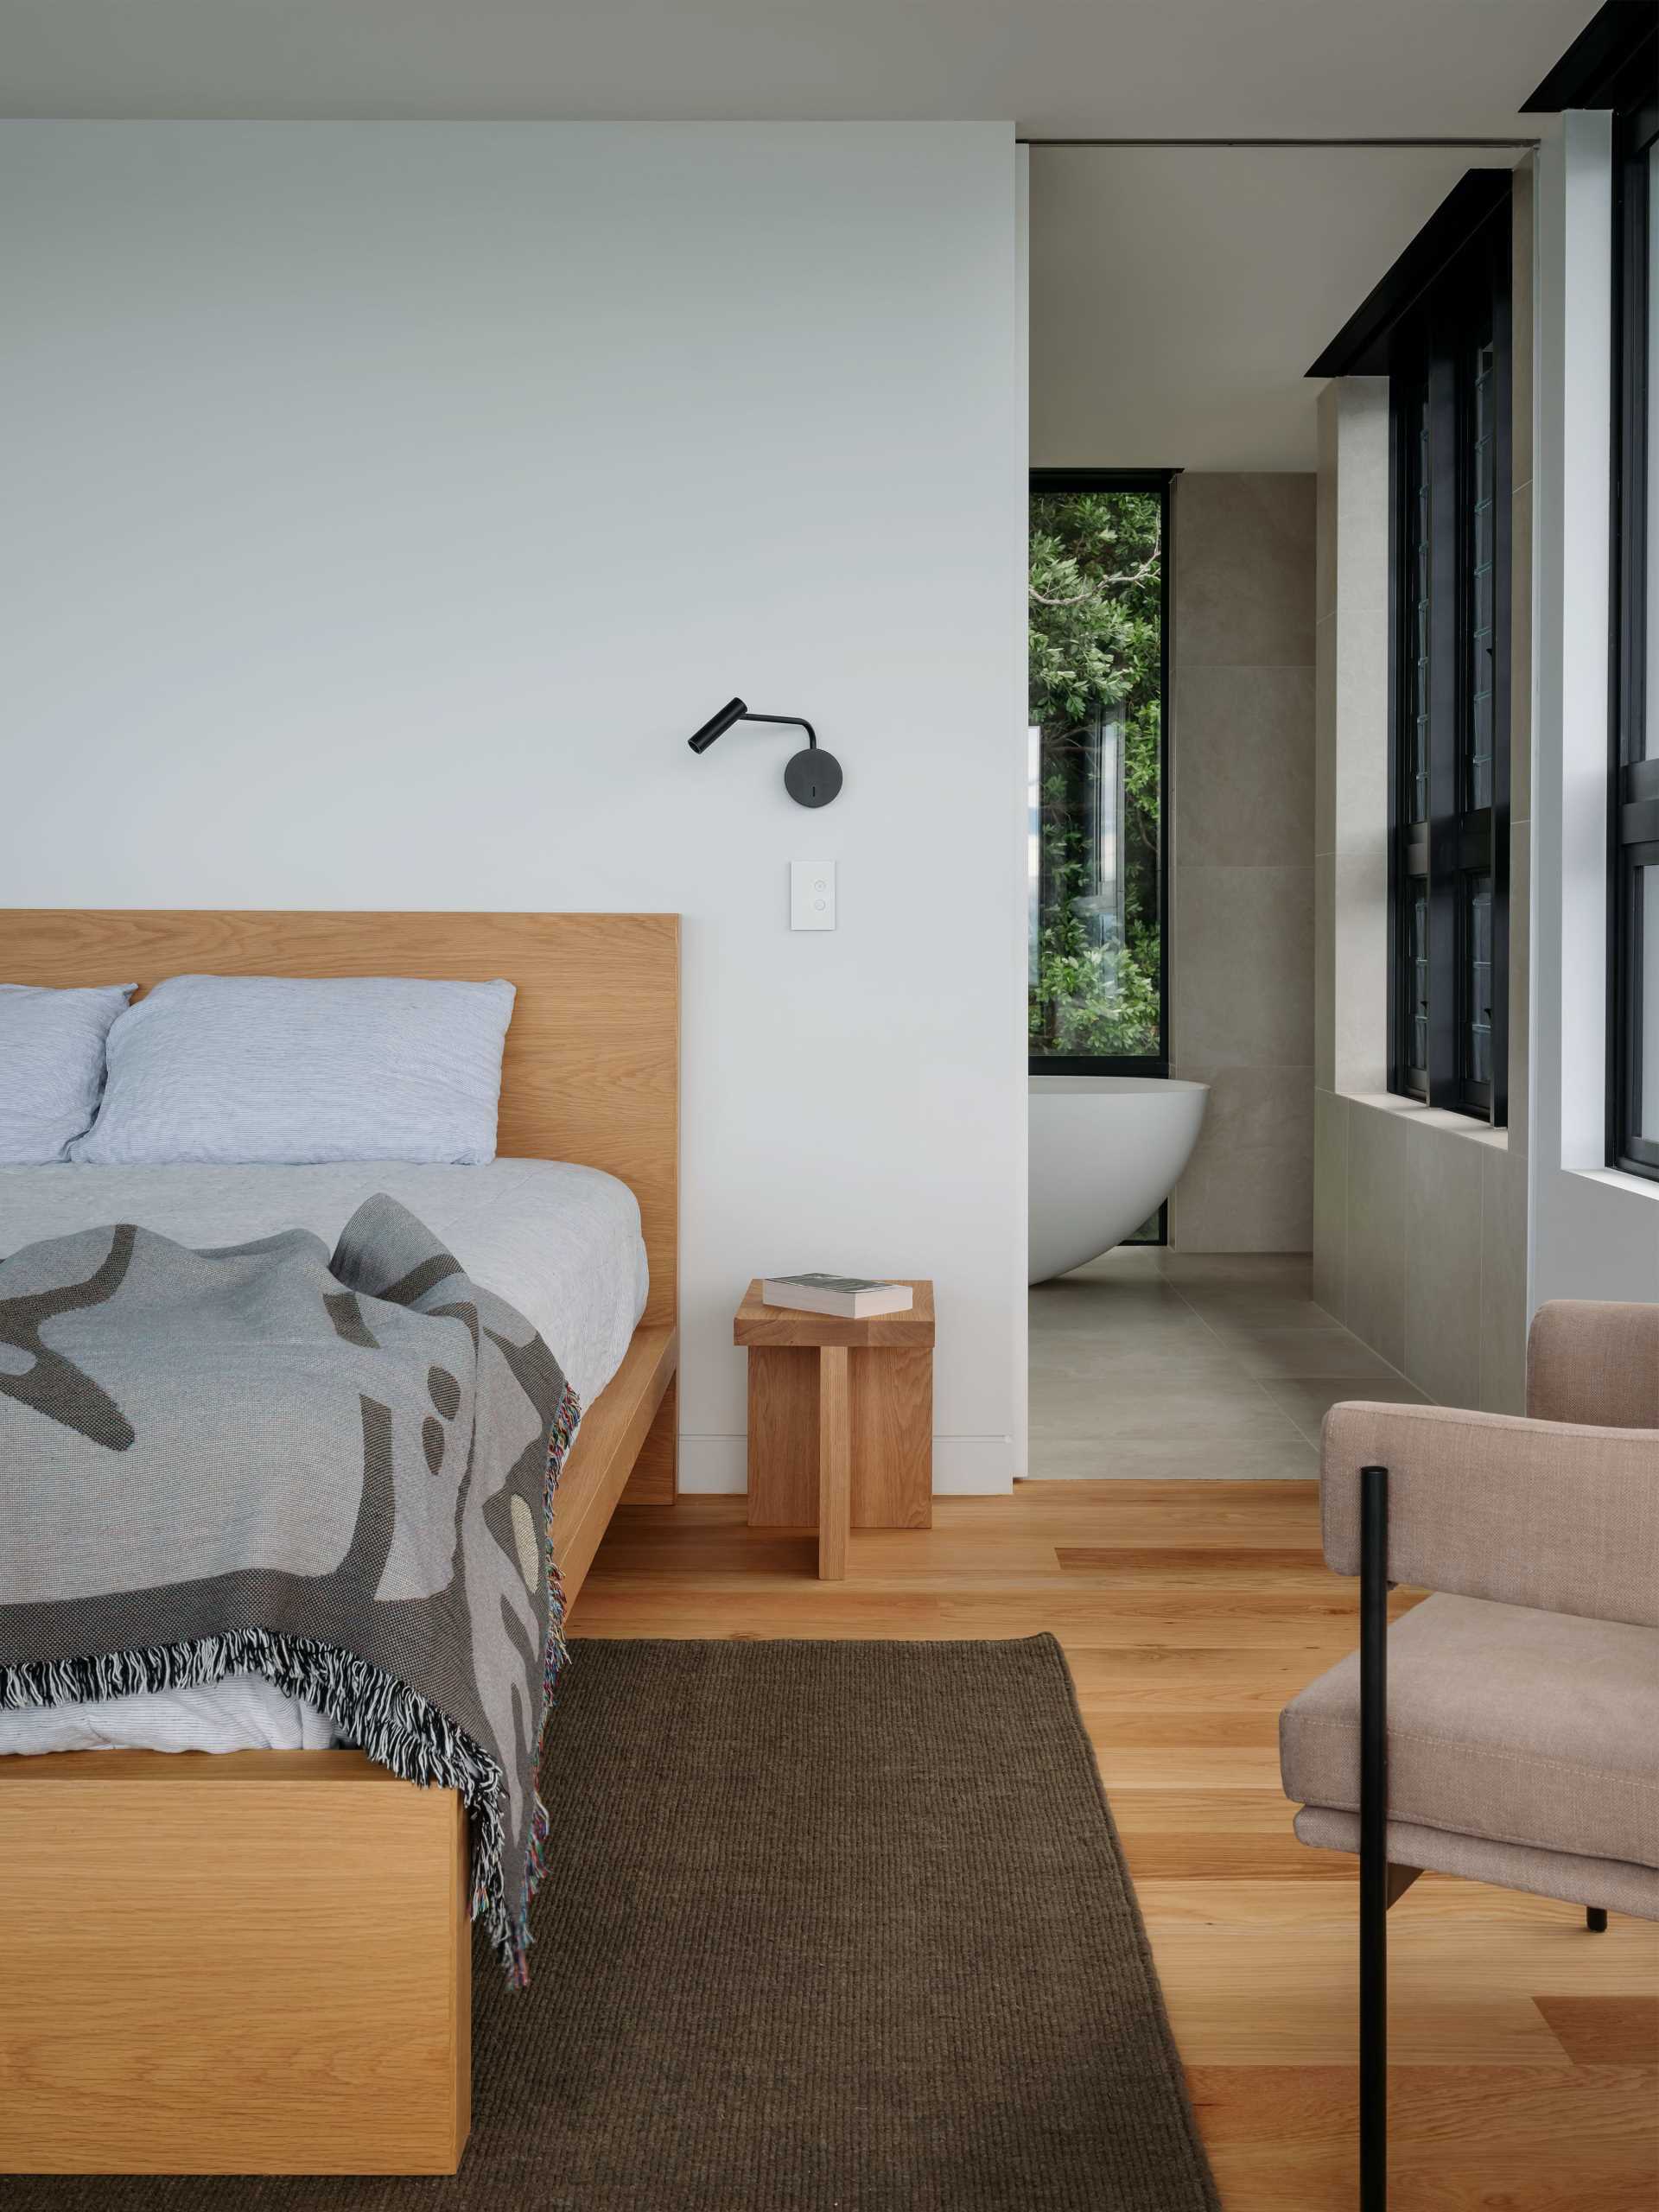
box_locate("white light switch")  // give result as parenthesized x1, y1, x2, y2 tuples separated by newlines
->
(791, 860, 836, 931)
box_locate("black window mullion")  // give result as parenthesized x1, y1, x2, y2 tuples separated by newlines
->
(1611, 89, 1656, 1176)
(1487, 213, 1513, 1132)
(1423, 324, 1463, 1114)
(1390, 368, 1433, 1101)
(1454, 222, 1508, 1120)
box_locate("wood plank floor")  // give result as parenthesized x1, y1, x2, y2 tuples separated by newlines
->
(575, 1479, 1659, 2212)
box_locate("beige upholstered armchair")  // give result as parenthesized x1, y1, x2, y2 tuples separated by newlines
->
(1280, 1300, 1659, 2210)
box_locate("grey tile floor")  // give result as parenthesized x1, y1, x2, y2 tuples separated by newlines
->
(1027, 1247, 1427, 1478)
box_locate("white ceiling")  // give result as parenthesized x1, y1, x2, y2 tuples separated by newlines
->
(1030, 144, 1522, 473)
(0, 0, 1592, 135)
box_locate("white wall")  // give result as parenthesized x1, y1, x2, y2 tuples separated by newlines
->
(0, 122, 1027, 1491)
(1531, 114, 1659, 1304)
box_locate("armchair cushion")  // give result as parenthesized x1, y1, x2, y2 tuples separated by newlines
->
(1281, 1592, 1659, 1872)
(1528, 1299, 1659, 1429)
(1320, 1402, 1659, 1628)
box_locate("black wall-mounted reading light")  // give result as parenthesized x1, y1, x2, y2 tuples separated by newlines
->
(686, 696, 843, 808)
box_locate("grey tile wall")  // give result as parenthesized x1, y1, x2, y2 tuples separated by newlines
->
(1173, 1066, 1315, 1250)
(1178, 866, 1314, 1067)
(1312, 1085, 1348, 1313)
(1171, 472, 1317, 1252)
(1403, 1116, 1486, 1408)
(1479, 1142, 1529, 1414)
(1342, 1099, 1411, 1370)
(1175, 474, 1317, 664)
(1177, 664, 1315, 867)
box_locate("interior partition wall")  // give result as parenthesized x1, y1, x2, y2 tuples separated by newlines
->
(0, 121, 1029, 1497)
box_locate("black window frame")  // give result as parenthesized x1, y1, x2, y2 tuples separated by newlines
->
(1385, 201, 1514, 1124)
(1608, 45, 1659, 1178)
(1027, 467, 1174, 1078)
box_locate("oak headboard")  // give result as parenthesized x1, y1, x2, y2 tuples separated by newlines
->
(0, 910, 679, 1332)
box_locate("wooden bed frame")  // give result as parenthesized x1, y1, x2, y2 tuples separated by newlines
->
(0, 910, 679, 2176)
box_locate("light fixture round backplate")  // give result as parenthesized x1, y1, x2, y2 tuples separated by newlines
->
(785, 748, 842, 808)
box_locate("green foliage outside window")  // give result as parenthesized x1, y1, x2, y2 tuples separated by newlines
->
(1029, 488, 1164, 1058)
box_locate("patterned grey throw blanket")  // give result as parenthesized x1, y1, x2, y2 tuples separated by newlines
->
(0, 1194, 580, 1984)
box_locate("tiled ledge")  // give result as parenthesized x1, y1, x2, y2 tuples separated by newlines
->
(1338, 1090, 1510, 1153)
(1565, 1164, 1659, 1208)
(1314, 1084, 1529, 1414)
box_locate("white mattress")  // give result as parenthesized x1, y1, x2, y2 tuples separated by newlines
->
(0, 1158, 648, 1759)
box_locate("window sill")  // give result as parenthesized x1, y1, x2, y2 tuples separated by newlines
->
(1564, 1165, 1659, 1206)
(1339, 1090, 1510, 1151)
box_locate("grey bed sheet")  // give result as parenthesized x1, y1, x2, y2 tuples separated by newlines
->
(0, 1157, 648, 1406)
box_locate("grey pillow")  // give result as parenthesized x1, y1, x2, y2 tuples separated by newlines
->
(0, 982, 135, 1164)
(71, 974, 516, 1166)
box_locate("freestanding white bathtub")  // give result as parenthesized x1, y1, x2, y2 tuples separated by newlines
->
(1029, 1075, 1210, 1284)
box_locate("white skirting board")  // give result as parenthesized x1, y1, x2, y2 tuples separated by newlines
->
(678, 1436, 1014, 1496)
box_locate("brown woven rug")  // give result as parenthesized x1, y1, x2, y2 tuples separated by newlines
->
(18, 1636, 1217, 2211)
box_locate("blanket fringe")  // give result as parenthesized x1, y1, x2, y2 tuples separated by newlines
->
(0, 1379, 587, 1991)
(523, 1377, 583, 1944)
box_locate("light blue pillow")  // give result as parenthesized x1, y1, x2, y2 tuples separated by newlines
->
(71, 974, 516, 1166)
(0, 982, 135, 1164)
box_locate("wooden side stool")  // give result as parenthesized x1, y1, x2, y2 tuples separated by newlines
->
(735, 1279, 934, 1579)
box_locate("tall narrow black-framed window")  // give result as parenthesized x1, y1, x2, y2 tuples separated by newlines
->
(1609, 44, 1659, 1177)
(1524, 3, 1659, 1171)
(1383, 198, 1513, 1122)
(1310, 171, 1514, 1125)
(1027, 469, 1173, 1077)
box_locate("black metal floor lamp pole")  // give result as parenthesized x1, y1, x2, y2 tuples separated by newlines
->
(1359, 1464, 1389, 2212)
